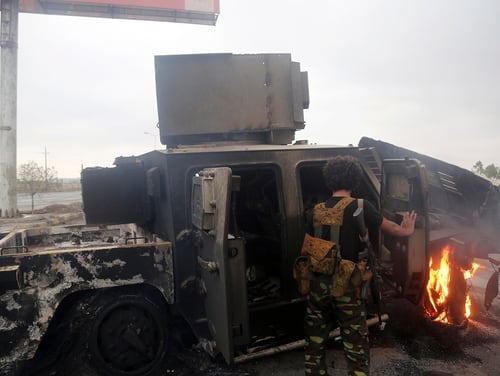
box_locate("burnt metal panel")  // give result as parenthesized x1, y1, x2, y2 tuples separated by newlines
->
(81, 161, 148, 225)
(0, 265, 20, 292)
(0, 242, 173, 365)
(226, 238, 250, 346)
(193, 167, 235, 363)
(381, 159, 429, 303)
(359, 136, 493, 220)
(155, 53, 309, 147)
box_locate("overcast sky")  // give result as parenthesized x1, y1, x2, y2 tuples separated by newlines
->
(16, 0, 500, 178)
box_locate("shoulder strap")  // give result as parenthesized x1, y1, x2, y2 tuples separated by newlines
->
(312, 197, 355, 250)
(313, 197, 354, 227)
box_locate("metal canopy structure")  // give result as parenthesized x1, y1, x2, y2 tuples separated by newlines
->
(18, 0, 219, 24)
(0, 0, 219, 217)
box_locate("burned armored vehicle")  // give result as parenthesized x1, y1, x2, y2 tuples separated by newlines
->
(1, 53, 497, 375)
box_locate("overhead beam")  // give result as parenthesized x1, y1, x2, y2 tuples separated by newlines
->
(18, 0, 219, 24)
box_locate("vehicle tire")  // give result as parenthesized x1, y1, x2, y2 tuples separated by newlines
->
(88, 294, 169, 376)
(21, 292, 98, 376)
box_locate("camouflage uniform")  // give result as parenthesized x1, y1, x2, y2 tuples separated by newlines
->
(304, 274, 369, 376)
(303, 197, 374, 376)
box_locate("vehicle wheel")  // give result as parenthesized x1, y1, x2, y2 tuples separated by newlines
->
(88, 295, 169, 376)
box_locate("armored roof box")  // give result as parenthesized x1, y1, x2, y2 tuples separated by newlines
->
(155, 53, 309, 148)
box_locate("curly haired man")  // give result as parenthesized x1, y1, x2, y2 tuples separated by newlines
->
(303, 155, 416, 376)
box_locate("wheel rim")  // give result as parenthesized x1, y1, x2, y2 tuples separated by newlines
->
(90, 297, 167, 375)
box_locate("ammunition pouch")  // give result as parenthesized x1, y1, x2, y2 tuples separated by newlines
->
(357, 259, 373, 281)
(331, 259, 356, 297)
(350, 265, 363, 289)
(301, 233, 336, 275)
(293, 256, 311, 295)
(331, 260, 374, 297)
(357, 259, 374, 300)
(292, 233, 336, 295)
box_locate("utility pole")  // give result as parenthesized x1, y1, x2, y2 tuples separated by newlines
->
(0, 0, 19, 218)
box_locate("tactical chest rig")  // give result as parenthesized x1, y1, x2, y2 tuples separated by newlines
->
(294, 197, 367, 297)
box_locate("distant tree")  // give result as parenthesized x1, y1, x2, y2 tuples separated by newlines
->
(484, 164, 500, 179)
(472, 161, 484, 175)
(18, 161, 59, 213)
(43, 166, 61, 191)
(473, 161, 500, 179)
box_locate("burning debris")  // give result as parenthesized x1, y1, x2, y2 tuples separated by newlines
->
(424, 244, 479, 326)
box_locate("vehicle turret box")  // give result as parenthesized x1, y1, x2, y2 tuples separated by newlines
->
(155, 53, 309, 147)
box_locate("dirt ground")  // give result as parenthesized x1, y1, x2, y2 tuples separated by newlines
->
(0, 203, 84, 232)
(171, 307, 500, 376)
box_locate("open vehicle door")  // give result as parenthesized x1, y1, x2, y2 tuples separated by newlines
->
(191, 168, 249, 364)
(380, 159, 429, 304)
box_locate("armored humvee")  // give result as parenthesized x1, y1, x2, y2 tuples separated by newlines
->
(1, 53, 497, 376)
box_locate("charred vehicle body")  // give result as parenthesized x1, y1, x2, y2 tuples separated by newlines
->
(359, 136, 500, 318)
(1, 54, 498, 375)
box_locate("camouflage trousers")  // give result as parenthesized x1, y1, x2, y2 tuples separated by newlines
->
(304, 274, 369, 376)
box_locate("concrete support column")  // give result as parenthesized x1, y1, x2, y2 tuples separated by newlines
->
(0, 0, 19, 218)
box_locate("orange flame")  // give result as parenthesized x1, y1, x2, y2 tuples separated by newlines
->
(464, 263, 479, 318)
(425, 245, 479, 323)
(426, 246, 451, 322)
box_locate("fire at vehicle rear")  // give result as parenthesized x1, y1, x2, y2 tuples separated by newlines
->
(361, 137, 500, 328)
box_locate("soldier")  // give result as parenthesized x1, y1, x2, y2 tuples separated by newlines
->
(303, 155, 416, 376)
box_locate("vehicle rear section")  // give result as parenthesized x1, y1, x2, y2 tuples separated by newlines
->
(0, 233, 173, 376)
